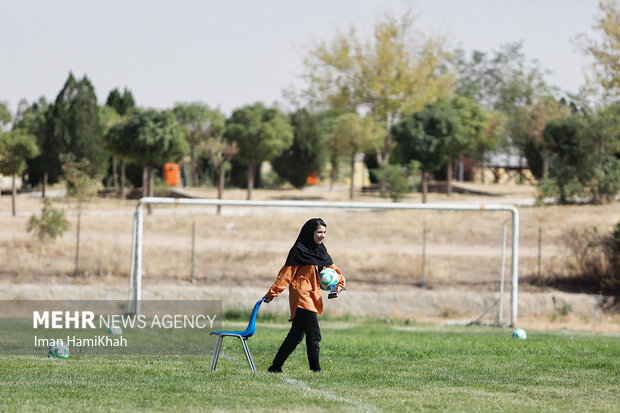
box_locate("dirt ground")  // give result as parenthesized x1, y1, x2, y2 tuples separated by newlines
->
(1, 183, 618, 333)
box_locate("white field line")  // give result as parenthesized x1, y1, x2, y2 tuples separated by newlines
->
(279, 375, 381, 413)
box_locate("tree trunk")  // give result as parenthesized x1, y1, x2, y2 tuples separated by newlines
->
(480, 150, 486, 184)
(246, 161, 255, 200)
(142, 166, 148, 198)
(149, 166, 154, 198)
(112, 157, 118, 193)
(74, 208, 81, 277)
(217, 163, 225, 215)
(349, 153, 355, 199)
(422, 172, 428, 204)
(11, 172, 17, 217)
(446, 156, 453, 196)
(330, 159, 337, 191)
(190, 147, 197, 187)
(542, 154, 549, 180)
(377, 125, 394, 194)
(143, 166, 152, 215)
(120, 160, 126, 199)
(42, 172, 48, 198)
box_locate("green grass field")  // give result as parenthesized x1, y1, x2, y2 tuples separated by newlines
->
(1, 318, 619, 412)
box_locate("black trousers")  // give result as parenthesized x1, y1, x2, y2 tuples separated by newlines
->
(271, 308, 321, 371)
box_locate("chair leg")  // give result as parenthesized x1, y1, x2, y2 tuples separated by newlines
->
(241, 338, 256, 371)
(210, 335, 223, 371)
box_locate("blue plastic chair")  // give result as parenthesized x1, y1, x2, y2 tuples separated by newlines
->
(210, 299, 264, 371)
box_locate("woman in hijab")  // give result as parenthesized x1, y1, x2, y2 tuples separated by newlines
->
(263, 218, 345, 373)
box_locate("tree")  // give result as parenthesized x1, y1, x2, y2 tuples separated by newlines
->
(224, 103, 293, 200)
(315, 107, 352, 190)
(447, 96, 486, 195)
(302, 11, 454, 189)
(99, 105, 122, 192)
(392, 100, 458, 203)
(470, 109, 505, 183)
(105, 109, 188, 210)
(105, 87, 135, 116)
(588, 102, 620, 203)
(543, 116, 591, 203)
(542, 103, 620, 204)
(61, 154, 98, 277)
(0, 102, 10, 127)
(453, 42, 556, 176)
(0, 101, 11, 200)
(576, 0, 620, 100)
(14, 98, 50, 192)
(105, 88, 136, 195)
(331, 113, 384, 199)
(513, 96, 570, 179)
(200, 136, 237, 215)
(173, 103, 226, 186)
(43, 73, 107, 191)
(0, 129, 40, 215)
(271, 109, 326, 189)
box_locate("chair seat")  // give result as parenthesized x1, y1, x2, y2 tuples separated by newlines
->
(211, 331, 249, 338)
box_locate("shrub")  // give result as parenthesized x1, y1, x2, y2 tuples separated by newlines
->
(27, 199, 69, 241)
(555, 222, 620, 295)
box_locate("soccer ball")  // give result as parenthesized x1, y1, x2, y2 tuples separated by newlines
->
(48, 340, 70, 358)
(512, 328, 527, 340)
(319, 267, 339, 291)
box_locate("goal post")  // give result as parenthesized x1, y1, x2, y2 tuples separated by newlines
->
(127, 197, 520, 326)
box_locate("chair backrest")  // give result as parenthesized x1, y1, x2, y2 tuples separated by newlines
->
(241, 299, 264, 337)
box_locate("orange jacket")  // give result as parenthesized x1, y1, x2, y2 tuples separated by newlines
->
(265, 264, 345, 320)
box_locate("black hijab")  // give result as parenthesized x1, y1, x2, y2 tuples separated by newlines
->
(284, 218, 333, 267)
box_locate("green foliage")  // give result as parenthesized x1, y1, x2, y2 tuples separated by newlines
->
(224, 103, 293, 167)
(14, 98, 50, 187)
(44, 73, 107, 181)
(577, 0, 620, 100)
(0, 102, 10, 128)
(60, 154, 99, 202)
(105, 88, 135, 116)
(303, 11, 454, 170)
(271, 109, 326, 189)
(541, 104, 620, 204)
(449, 95, 486, 157)
(105, 108, 188, 167)
(26, 199, 69, 241)
(173, 103, 225, 142)
(224, 103, 292, 197)
(392, 100, 458, 172)
(0, 130, 40, 176)
(372, 161, 420, 202)
(453, 42, 557, 161)
(173, 103, 227, 186)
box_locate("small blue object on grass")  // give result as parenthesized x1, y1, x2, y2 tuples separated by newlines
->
(210, 299, 264, 372)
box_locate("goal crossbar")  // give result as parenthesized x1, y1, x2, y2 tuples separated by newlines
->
(128, 197, 520, 325)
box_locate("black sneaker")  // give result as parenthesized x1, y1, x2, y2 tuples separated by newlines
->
(267, 366, 282, 373)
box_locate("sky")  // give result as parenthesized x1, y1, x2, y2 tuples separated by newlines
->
(1, 0, 602, 116)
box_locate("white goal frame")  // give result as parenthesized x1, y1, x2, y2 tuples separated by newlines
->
(127, 197, 520, 326)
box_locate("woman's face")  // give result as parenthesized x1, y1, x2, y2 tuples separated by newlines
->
(313, 225, 326, 245)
